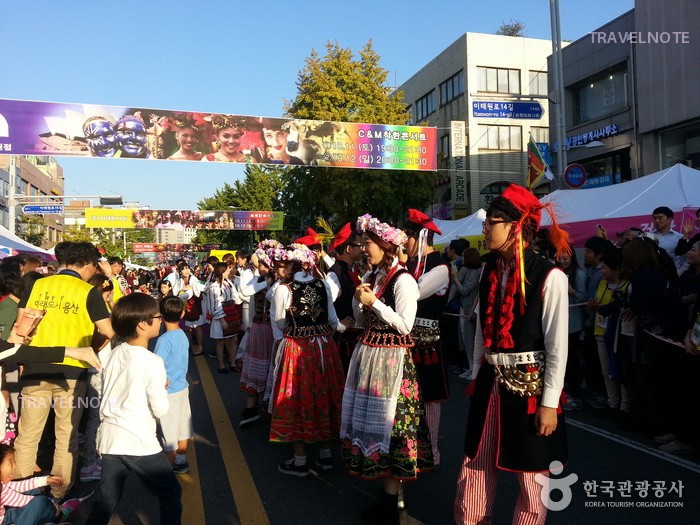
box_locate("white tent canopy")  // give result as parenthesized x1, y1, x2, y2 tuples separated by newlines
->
(433, 209, 487, 246)
(0, 224, 54, 259)
(540, 163, 700, 246)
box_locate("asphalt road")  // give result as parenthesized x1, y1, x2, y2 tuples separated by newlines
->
(61, 340, 699, 525)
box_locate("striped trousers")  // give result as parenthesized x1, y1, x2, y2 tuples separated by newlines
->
(424, 400, 441, 465)
(454, 382, 548, 525)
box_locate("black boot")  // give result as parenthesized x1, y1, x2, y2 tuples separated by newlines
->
(361, 491, 400, 524)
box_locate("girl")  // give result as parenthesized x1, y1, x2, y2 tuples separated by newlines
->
(239, 242, 278, 426)
(269, 244, 345, 476)
(207, 263, 242, 373)
(452, 247, 482, 380)
(172, 263, 206, 356)
(341, 215, 433, 523)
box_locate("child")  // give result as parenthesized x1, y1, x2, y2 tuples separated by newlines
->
(87, 293, 182, 525)
(154, 296, 193, 474)
(0, 444, 81, 524)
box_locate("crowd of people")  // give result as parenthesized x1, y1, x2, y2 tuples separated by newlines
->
(0, 192, 697, 524)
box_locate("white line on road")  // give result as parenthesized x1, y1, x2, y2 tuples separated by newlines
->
(567, 419, 700, 474)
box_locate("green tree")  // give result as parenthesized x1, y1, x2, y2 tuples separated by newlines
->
(282, 40, 438, 230)
(16, 215, 46, 246)
(196, 164, 285, 249)
(61, 225, 95, 243)
(496, 20, 525, 37)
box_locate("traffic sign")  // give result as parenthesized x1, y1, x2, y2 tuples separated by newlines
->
(564, 163, 588, 189)
(472, 101, 543, 119)
(22, 204, 64, 214)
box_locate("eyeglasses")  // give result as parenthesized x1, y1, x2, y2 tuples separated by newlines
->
(350, 243, 363, 248)
(152, 314, 163, 319)
(482, 219, 512, 233)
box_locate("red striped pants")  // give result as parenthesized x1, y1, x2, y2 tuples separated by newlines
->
(454, 382, 548, 525)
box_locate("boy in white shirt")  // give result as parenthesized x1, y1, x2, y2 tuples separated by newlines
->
(87, 293, 182, 525)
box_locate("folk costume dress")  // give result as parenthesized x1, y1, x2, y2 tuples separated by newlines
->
(269, 272, 345, 443)
(240, 277, 274, 395)
(341, 259, 434, 479)
(207, 278, 241, 340)
(455, 248, 569, 524)
(327, 257, 362, 373)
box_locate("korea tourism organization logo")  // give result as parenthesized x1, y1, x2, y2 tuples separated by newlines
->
(535, 461, 685, 511)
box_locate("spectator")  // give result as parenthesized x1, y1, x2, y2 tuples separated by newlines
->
(451, 248, 481, 379)
(87, 293, 182, 524)
(651, 206, 685, 273)
(675, 208, 700, 257)
(13, 242, 114, 501)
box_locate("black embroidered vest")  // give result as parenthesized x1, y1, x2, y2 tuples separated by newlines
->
(285, 279, 333, 338)
(252, 278, 270, 324)
(330, 259, 357, 320)
(361, 268, 415, 348)
(414, 251, 449, 321)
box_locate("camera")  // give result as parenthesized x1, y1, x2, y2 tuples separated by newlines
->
(597, 289, 629, 318)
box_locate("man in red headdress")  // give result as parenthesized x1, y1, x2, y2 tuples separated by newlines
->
(325, 223, 364, 373)
(454, 184, 570, 525)
(404, 209, 450, 470)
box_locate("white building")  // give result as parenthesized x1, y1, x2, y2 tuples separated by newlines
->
(398, 32, 556, 217)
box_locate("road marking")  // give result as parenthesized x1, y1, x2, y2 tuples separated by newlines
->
(567, 419, 700, 474)
(179, 437, 205, 523)
(195, 357, 270, 524)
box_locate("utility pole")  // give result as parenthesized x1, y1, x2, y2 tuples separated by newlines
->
(549, 0, 568, 183)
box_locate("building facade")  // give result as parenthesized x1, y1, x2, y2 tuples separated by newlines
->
(398, 32, 554, 217)
(0, 155, 64, 246)
(550, 0, 699, 189)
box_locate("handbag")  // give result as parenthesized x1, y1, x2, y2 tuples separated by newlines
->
(221, 300, 243, 336)
(184, 296, 202, 321)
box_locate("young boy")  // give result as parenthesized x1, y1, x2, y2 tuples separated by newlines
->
(154, 296, 193, 474)
(87, 293, 182, 525)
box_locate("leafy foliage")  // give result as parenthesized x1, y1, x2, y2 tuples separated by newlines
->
(15, 215, 46, 247)
(496, 20, 526, 37)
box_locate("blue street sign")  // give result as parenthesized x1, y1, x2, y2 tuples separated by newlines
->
(22, 204, 64, 214)
(472, 101, 543, 119)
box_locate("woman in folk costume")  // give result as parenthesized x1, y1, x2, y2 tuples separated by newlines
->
(341, 214, 433, 525)
(238, 240, 280, 427)
(454, 184, 570, 525)
(403, 208, 451, 470)
(268, 243, 346, 476)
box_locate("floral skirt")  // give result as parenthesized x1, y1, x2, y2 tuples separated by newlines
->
(341, 345, 433, 480)
(240, 322, 275, 395)
(269, 335, 345, 443)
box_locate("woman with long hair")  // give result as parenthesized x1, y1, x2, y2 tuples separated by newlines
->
(452, 247, 482, 380)
(341, 215, 433, 524)
(171, 262, 206, 356)
(207, 263, 242, 373)
(555, 245, 587, 410)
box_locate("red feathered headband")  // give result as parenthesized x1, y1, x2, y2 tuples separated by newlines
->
(407, 208, 442, 235)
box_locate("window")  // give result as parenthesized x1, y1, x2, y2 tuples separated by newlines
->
(477, 125, 522, 151)
(440, 134, 450, 155)
(480, 181, 512, 208)
(477, 67, 520, 94)
(530, 127, 549, 144)
(529, 71, 547, 96)
(573, 68, 627, 124)
(415, 91, 436, 121)
(440, 70, 464, 105)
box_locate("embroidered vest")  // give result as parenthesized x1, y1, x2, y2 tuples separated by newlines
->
(361, 268, 415, 348)
(284, 279, 333, 338)
(252, 279, 271, 324)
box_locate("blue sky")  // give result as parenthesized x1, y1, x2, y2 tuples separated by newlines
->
(4, 0, 634, 210)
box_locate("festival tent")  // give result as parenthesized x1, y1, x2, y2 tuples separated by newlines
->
(433, 209, 487, 251)
(0, 224, 54, 260)
(541, 163, 700, 247)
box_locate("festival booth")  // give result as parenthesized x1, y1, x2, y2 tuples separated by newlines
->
(433, 209, 487, 253)
(0, 225, 55, 260)
(541, 163, 700, 247)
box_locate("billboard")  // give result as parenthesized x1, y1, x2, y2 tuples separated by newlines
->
(0, 98, 436, 171)
(85, 209, 283, 230)
(132, 243, 222, 253)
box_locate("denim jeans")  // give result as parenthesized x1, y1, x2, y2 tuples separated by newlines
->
(87, 453, 182, 525)
(2, 492, 59, 525)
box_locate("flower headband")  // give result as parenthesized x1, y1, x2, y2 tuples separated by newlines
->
(266, 243, 317, 266)
(256, 239, 282, 267)
(356, 214, 407, 246)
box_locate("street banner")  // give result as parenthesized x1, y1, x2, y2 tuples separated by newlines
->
(0, 98, 437, 171)
(450, 121, 468, 217)
(132, 243, 222, 253)
(85, 209, 283, 230)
